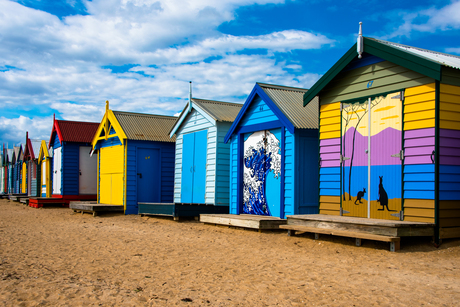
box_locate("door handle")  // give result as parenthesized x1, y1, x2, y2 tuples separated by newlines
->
(79, 171, 82, 176)
(137, 173, 142, 179)
(190, 167, 193, 173)
(431, 150, 435, 164)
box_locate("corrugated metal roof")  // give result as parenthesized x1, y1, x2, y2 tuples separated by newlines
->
(113, 111, 177, 142)
(31, 140, 41, 158)
(369, 38, 460, 70)
(55, 120, 100, 143)
(258, 83, 319, 129)
(192, 98, 243, 122)
(6, 149, 13, 163)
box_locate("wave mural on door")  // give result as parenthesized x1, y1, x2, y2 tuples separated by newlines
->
(243, 130, 281, 216)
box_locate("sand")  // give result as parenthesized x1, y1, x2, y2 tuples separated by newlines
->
(1, 198, 459, 306)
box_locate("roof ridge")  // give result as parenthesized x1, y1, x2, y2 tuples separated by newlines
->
(192, 98, 242, 106)
(113, 110, 178, 119)
(56, 119, 99, 125)
(257, 82, 309, 92)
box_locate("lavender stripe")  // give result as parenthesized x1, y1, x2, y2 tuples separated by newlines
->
(404, 128, 435, 139)
(320, 138, 340, 146)
(320, 145, 341, 154)
(405, 146, 435, 156)
(321, 160, 340, 167)
(404, 156, 434, 165)
(439, 137, 460, 148)
(440, 156, 460, 165)
(405, 137, 435, 147)
(320, 153, 340, 160)
(440, 147, 460, 157)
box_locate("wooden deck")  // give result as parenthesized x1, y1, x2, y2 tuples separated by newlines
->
(139, 203, 229, 220)
(8, 194, 27, 202)
(200, 214, 287, 230)
(28, 197, 69, 208)
(281, 214, 435, 252)
(69, 201, 124, 216)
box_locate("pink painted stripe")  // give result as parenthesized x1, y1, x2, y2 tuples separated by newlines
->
(405, 146, 435, 156)
(321, 160, 340, 167)
(320, 153, 340, 161)
(320, 138, 340, 147)
(404, 156, 434, 165)
(405, 137, 435, 147)
(405, 128, 435, 139)
(320, 145, 341, 154)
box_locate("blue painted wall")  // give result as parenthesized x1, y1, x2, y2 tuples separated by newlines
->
(61, 142, 80, 196)
(125, 140, 175, 215)
(403, 164, 435, 199)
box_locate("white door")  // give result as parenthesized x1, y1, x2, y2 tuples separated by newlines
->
(79, 146, 97, 194)
(53, 147, 62, 195)
(0, 168, 4, 193)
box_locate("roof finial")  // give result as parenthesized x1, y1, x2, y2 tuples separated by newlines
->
(188, 81, 193, 113)
(106, 100, 109, 112)
(357, 22, 363, 59)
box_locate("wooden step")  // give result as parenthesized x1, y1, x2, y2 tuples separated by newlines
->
(280, 225, 401, 252)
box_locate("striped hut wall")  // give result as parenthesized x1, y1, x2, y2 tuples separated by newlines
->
(439, 83, 460, 236)
(319, 102, 341, 215)
(403, 83, 436, 223)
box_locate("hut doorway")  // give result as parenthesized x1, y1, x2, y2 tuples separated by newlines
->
(79, 146, 97, 195)
(53, 147, 62, 195)
(181, 130, 207, 203)
(242, 129, 282, 217)
(137, 148, 160, 203)
(341, 92, 403, 220)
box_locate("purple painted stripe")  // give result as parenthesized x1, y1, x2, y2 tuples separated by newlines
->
(439, 138, 460, 148)
(320, 138, 340, 147)
(321, 160, 340, 167)
(405, 146, 435, 156)
(404, 128, 435, 139)
(440, 156, 460, 165)
(440, 129, 460, 139)
(440, 146, 460, 157)
(320, 145, 341, 154)
(405, 137, 435, 147)
(404, 156, 434, 165)
(320, 153, 340, 161)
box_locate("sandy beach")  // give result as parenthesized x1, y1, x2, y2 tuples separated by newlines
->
(1, 198, 459, 306)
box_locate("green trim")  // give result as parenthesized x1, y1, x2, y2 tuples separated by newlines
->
(434, 81, 440, 243)
(401, 90, 405, 219)
(303, 37, 443, 107)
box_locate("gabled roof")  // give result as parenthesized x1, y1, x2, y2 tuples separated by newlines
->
(303, 37, 460, 106)
(38, 141, 50, 164)
(49, 118, 99, 147)
(225, 83, 318, 143)
(6, 149, 13, 164)
(12, 146, 21, 163)
(169, 98, 243, 137)
(24, 138, 42, 160)
(113, 111, 177, 143)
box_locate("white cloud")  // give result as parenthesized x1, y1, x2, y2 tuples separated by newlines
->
(0, 115, 54, 145)
(445, 47, 460, 54)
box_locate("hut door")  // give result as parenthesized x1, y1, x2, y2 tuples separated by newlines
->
(137, 148, 160, 203)
(242, 129, 281, 217)
(341, 92, 402, 219)
(181, 130, 207, 204)
(79, 146, 97, 195)
(41, 160, 47, 197)
(53, 147, 62, 195)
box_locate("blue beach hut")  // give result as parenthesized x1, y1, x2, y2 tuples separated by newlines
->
(224, 83, 319, 219)
(91, 102, 177, 215)
(139, 98, 242, 218)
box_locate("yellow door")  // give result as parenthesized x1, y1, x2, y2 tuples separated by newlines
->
(99, 145, 124, 205)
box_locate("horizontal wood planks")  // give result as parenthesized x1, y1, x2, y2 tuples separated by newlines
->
(200, 214, 287, 230)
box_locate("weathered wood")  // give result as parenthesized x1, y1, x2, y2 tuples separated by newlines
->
(440, 227, 460, 239)
(200, 214, 287, 230)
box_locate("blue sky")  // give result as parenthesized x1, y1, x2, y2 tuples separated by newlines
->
(1, 0, 460, 146)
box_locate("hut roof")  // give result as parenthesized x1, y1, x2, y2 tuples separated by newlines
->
(113, 111, 177, 143)
(50, 119, 99, 146)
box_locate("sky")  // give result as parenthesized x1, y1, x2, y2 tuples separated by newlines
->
(1, 0, 460, 147)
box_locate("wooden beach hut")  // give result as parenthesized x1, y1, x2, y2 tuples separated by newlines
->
(139, 98, 242, 218)
(30, 117, 99, 208)
(222, 83, 319, 220)
(0, 147, 4, 195)
(299, 34, 460, 243)
(6, 148, 13, 194)
(37, 141, 52, 198)
(23, 133, 43, 197)
(86, 102, 176, 215)
(11, 145, 24, 194)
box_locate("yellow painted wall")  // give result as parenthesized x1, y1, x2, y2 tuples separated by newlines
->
(440, 84, 460, 130)
(22, 162, 27, 193)
(404, 83, 436, 130)
(319, 196, 341, 215)
(319, 102, 341, 140)
(99, 145, 124, 205)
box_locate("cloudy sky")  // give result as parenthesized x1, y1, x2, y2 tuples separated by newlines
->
(1, 0, 460, 146)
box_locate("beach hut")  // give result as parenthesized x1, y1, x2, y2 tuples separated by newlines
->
(6, 148, 13, 194)
(11, 145, 24, 194)
(0, 148, 4, 194)
(48, 117, 99, 201)
(37, 141, 52, 198)
(223, 83, 319, 219)
(23, 133, 43, 197)
(301, 35, 460, 241)
(139, 98, 242, 218)
(89, 102, 176, 215)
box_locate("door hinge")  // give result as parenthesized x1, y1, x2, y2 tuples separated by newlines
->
(391, 150, 404, 161)
(340, 155, 350, 164)
(391, 210, 404, 221)
(340, 208, 350, 216)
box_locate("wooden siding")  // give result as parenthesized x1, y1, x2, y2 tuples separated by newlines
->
(61, 143, 80, 196)
(404, 83, 436, 131)
(319, 102, 340, 140)
(215, 121, 233, 206)
(229, 135, 238, 214)
(239, 96, 278, 127)
(440, 84, 460, 130)
(174, 109, 215, 204)
(284, 128, 295, 216)
(404, 199, 435, 223)
(442, 66, 460, 87)
(319, 61, 434, 105)
(99, 144, 124, 205)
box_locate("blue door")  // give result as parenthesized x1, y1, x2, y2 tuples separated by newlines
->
(137, 148, 160, 203)
(181, 130, 207, 203)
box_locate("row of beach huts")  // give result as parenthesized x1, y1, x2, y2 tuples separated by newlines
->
(2, 36, 460, 251)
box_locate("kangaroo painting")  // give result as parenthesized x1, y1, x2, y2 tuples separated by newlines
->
(377, 176, 395, 211)
(354, 188, 366, 205)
